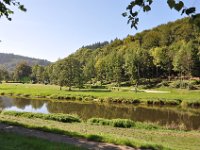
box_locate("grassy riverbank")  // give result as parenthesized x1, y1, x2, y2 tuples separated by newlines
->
(1, 83, 200, 106)
(0, 111, 200, 150)
(0, 131, 84, 150)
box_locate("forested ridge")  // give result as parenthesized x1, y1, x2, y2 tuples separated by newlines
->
(0, 53, 50, 71)
(1, 18, 200, 89)
(48, 18, 200, 88)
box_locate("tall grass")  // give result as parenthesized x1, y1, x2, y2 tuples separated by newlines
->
(88, 118, 135, 128)
(1, 111, 81, 123)
(87, 118, 161, 129)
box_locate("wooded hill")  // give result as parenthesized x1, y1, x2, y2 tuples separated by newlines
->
(2, 18, 199, 89)
(0, 53, 51, 71)
(49, 17, 200, 88)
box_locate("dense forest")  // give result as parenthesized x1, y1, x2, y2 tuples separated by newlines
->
(0, 18, 200, 89)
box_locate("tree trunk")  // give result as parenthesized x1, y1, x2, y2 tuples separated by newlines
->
(69, 86, 72, 91)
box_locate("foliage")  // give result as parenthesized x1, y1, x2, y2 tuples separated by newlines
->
(0, 65, 9, 81)
(88, 118, 135, 128)
(52, 56, 83, 90)
(45, 18, 200, 88)
(13, 62, 32, 82)
(0, 0, 26, 21)
(122, 0, 199, 29)
(88, 118, 162, 129)
(2, 18, 199, 88)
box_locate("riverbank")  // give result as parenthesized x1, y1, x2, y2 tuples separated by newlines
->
(1, 83, 200, 107)
(0, 111, 200, 150)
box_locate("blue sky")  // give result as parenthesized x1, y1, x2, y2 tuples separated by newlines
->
(0, 0, 199, 62)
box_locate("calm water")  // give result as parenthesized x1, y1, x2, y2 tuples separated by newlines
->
(0, 96, 200, 130)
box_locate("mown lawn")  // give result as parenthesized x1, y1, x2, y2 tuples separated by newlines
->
(0, 114, 200, 150)
(1, 83, 200, 104)
(0, 131, 85, 150)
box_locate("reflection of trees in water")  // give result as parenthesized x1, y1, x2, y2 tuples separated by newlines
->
(12, 98, 45, 110)
(12, 98, 31, 109)
(46, 102, 200, 130)
(0, 99, 4, 109)
(30, 100, 45, 109)
(0, 96, 14, 109)
(47, 102, 130, 120)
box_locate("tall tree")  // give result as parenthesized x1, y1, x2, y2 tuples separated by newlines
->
(173, 41, 193, 80)
(54, 56, 83, 90)
(95, 58, 106, 86)
(0, 66, 9, 82)
(13, 62, 32, 82)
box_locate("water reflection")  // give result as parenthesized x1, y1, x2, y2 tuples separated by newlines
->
(0, 96, 200, 130)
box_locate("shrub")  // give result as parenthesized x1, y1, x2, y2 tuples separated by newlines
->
(88, 118, 135, 128)
(1, 111, 81, 123)
(169, 80, 196, 90)
(112, 119, 135, 128)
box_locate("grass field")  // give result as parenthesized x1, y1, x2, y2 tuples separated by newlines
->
(0, 131, 84, 150)
(0, 83, 200, 106)
(0, 113, 200, 150)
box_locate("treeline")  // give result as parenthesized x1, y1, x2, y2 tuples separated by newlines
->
(1, 18, 200, 89)
(49, 18, 200, 89)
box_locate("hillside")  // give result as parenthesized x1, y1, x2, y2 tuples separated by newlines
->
(0, 53, 51, 71)
(49, 17, 200, 88)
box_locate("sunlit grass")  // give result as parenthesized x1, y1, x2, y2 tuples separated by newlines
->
(1, 83, 200, 106)
(0, 114, 200, 150)
(0, 131, 85, 150)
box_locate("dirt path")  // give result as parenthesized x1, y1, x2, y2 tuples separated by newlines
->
(0, 123, 136, 150)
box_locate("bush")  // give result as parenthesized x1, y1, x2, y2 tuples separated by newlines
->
(87, 118, 135, 128)
(112, 119, 135, 128)
(1, 111, 81, 123)
(169, 80, 197, 90)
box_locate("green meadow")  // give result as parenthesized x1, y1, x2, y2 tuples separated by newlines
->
(1, 83, 200, 106)
(0, 111, 200, 150)
(0, 131, 85, 150)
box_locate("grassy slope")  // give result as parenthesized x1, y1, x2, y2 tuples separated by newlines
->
(1, 83, 200, 104)
(0, 131, 84, 150)
(0, 114, 199, 150)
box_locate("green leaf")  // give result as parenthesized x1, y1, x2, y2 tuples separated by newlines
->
(167, 0, 175, 9)
(181, 9, 186, 15)
(174, 1, 184, 12)
(19, 5, 27, 12)
(122, 12, 127, 17)
(131, 11, 138, 17)
(134, 0, 144, 6)
(3, 0, 11, 5)
(143, 5, 151, 12)
(186, 7, 196, 15)
(147, 0, 153, 5)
